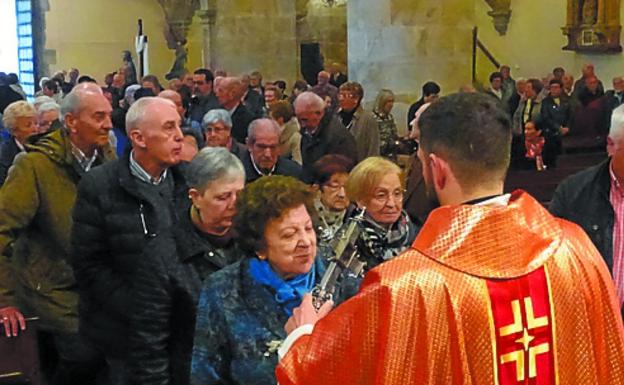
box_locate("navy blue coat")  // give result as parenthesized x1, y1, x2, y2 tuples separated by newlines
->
(241, 150, 302, 184)
(191, 257, 325, 385)
(0, 136, 21, 186)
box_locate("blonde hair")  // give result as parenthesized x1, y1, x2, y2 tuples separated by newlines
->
(346, 156, 402, 203)
(374, 89, 395, 113)
(2, 101, 36, 132)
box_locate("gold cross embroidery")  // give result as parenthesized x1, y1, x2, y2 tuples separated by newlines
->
(498, 297, 550, 382)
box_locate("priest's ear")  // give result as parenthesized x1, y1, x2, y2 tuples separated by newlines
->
(428, 153, 450, 192)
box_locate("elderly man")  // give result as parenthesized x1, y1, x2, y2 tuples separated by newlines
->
(242, 118, 302, 183)
(310, 70, 338, 110)
(605, 77, 624, 111)
(0, 87, 115, 384)
(159, 89, 203, 149)
(241, 74, 265, 118)
(573, 63, 605, 101)
(294, 91, 357, 181)
(71, 97, 188, 383)
(277, 92, 624, 385)
(202, 108, 247, 159)
(215, 76, 255, 143)
(188, 68, 220, 126)
(337, 81, 379, 159)
(551, 104, 624, 316)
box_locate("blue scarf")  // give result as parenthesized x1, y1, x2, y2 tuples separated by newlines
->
(248, 258, 316, 316)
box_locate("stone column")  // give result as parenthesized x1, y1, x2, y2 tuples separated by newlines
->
(197, 0, 217, 69)
(348, 0, 476, 134)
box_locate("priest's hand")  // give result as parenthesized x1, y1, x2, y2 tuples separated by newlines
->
(285, 294, 333, 335)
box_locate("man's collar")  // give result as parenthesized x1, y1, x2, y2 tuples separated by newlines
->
(70, 141, 98, 172)
(228, 103, 240, 115)
(129, 150, 168, 185)
(413, 191, 561, 279)
(609, 160, 624, 193)
(249, 152, 277, 176)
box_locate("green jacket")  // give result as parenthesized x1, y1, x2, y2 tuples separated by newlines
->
(0, 129, 114, 333)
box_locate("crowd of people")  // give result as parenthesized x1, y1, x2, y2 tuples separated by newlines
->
(0, 58, 622, 385)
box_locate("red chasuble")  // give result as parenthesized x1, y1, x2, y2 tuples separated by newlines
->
(277, 191, 624, 385)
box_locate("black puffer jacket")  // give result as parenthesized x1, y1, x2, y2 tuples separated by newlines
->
(129, 209, 241, 385)
(70, 151, 188, 358)
(550, 159, 614, 271)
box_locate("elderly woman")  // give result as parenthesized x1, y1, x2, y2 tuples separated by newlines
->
(191, 175, 329, 385)
(348, 156, 418, 262)
(372, 89, 399, 160)
(129, 147, 245, 385)
(36, 101, 61, 133)
(0, 100, 37, 185)
(310, 154, 355, 245)
(202, 109, 246, 159)
(335, 156, 419, 301)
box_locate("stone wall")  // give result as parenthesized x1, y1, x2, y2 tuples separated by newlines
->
(211, 0, 298, 84)
(348, 0, 476, 134)
(474, 0, 624, 86)
(305, 1, 348, 71)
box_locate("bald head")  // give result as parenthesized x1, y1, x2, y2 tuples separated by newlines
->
(61, 88, 106, 122)
(158, 90, 185, 119)
(215, 77, 244, 109)
(125, 96, 184, 170)
(582, 63, 595, 77)
(126, 97, 177, 135)
(73, 82, 104, 95)
(317, 71, 330, 85)
(613, 77, 624, 92)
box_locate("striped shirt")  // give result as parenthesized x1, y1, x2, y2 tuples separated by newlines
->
(70, 142, 98, 172)
(609, 162, 624, 306)
(129, 151, 168, 185)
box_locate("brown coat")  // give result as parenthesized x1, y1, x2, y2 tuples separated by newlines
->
(403, 153, 436, 226)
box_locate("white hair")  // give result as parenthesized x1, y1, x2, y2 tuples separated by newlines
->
(293, 91, 324, 111)
(609, 104, 624, 144)
(186, 147, 245, 190)
(33, 95, 55, 110)
(37, 101, 60, 116)
(125, 97, 175, 134)
(202, 109, 232, 130)
(247, 118, 280, 144)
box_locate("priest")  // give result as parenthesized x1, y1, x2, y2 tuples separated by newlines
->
(276, 92, 624, 385)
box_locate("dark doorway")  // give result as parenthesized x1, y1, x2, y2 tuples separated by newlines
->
(300, 43, 323, 86)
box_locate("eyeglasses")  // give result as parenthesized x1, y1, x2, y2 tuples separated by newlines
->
(372, 189, 405, 205)
(323, 182, 346, 193)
